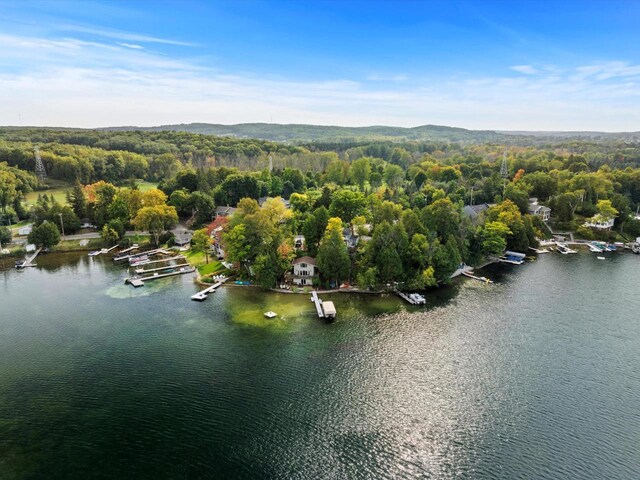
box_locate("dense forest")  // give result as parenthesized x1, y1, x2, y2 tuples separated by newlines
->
(2, 126, 640, 289)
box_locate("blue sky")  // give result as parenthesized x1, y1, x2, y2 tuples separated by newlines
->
(1, 0, 640, 130)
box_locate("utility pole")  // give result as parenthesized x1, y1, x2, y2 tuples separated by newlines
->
(500, 150, 509, 196)
(58, 213, 65, 238)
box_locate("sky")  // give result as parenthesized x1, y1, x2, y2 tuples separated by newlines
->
(1, 0, 640, 131)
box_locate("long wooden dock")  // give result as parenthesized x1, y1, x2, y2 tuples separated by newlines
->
(310, 291, 325, 317)
(135, 255, 185, 267)
(16, 247, 42, 268)
(125, 266, 195, 286)
(191, 277, 227, 301)
(135, 263, 190, 274)
(114, 247, 169, 262)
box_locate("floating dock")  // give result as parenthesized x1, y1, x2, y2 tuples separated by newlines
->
(16, 247, 42, 268)
(125, 266, 195, 286)
(190, 277, 227, 301)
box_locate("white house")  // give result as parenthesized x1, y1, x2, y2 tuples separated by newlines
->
(291, 256, 318, 286)
(18, 224, 33, 236)
(584, 216, 615, 230)
(528, 198, 551, 221)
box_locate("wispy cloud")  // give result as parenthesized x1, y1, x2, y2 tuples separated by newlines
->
(57, 23, 196, 47)
(118, 43, 144, 50)
(1, 32, 640, 131)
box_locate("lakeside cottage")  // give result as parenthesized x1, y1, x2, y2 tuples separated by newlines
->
(258, 196, 290, 209)
(528, 198, 551, 221)
(462, 203, 491, 223)
(584, 216, 615, 230)
(174, 230, 193, 247)
(291, 256, 318, 286)
(214, 206, 237, 218)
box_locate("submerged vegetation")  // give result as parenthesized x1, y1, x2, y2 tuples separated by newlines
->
(2, 127, 640, 288)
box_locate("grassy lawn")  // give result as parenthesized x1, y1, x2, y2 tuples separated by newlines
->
(24, 181, 73, 206)
(54, 238, 105, 251)
(136, 180, 159, 192)
(184, 249, 229, 276)
(198, 260, 228, 276)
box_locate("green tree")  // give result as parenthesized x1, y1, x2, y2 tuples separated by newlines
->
(317, 217, 350, 286)
(101, 224, 120, 245)
(28, 221, 60, 248)
(329, 189, 366, 223)
(480, 221, 511, 256)
(191, 228, 213, 264)
(0, 226, 11, 245)
(132, 205, 178, 245)
(350, 157, 371, 190)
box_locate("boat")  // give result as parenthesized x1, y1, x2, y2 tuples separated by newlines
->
(597, 256, 606, 260)
(264, 311, 278, 318)
(87, 250, 101, 256)
(589, 243, 604, 253)
(499, 250, 526, 265)
(529, 247, 550, 254)
(632, 243, 640, 254)
(409, 293, 426, 305)
(555, 243, 577, 254)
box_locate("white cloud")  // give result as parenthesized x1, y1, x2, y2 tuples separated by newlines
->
(57, 23, 196, 47)
(1, 33, 640, 131)
(118, 43, 144, 50)
(510, 65, 539, 75)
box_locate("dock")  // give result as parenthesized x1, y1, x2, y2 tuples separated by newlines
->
(462, 271, 494, 284)
(115, 244, 139, 255)
(135, 263, 190, 275)
(114, 247, 169, 262)
(125, 266, 195, 286)
(134, 255, 185, 267)
(309, 291, 337, 319)
(190, 277, 227, 301)
(16, 247, 42, 268)
(394, 289, 426, 305)
(310, 291, 325, 317)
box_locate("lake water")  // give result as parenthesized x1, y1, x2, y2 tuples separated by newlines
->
(0, 252, 639, 479)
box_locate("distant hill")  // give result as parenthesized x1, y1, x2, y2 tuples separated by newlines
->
(101, 122, 640, 144)
(101, 122, 517, 143)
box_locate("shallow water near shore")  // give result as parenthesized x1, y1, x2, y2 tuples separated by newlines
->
(1, 251, 639, 479)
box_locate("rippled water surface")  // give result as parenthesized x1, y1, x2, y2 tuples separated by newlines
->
(1, 252, 639, 479)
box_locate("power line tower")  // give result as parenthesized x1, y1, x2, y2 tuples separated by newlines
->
(34, 147, 47, 183)
(500, 150, 508, 195)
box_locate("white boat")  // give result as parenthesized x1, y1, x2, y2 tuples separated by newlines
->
(555, 243, 577, 254)
(597, 256, 606, 260)
(264, 311, 278, 318)
(589, 244, 604, 253)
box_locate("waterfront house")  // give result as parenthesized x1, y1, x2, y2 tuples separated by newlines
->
(291, 256, 318, 286)
(462, 203, 491, 223)
(174, 230, 193, 247)
(18, 224, 33, 236)
(258, 196, 290, 209)
(528, 198, 551, 221)
(583, 215, 615, 230)
(214, 206, 237, 218)
(211, 226, 226, 259)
